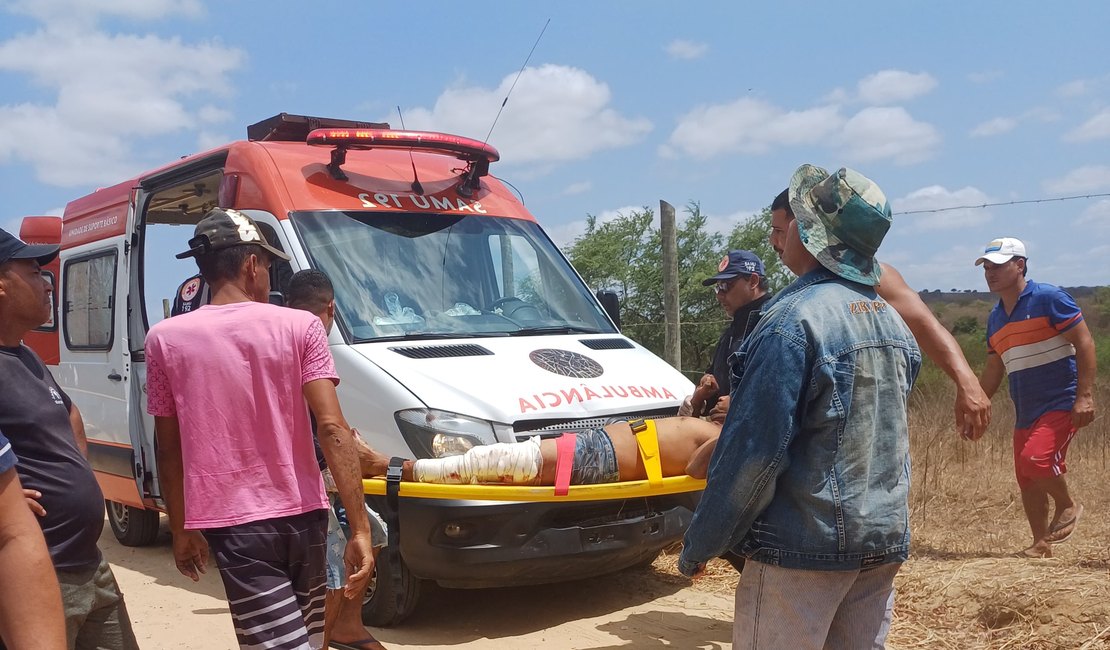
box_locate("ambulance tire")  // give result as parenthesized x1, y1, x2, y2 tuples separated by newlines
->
(361, 552, 422, 627)
(105, 500, 161, 547)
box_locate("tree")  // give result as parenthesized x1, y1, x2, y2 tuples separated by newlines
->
(564, 201, 787, 378)
(564, 203, 726, 377)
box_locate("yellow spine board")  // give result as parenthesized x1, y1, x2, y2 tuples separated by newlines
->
(361, 475, 705, 502)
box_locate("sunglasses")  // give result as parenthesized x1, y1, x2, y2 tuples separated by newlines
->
(713, 279, 735, 294)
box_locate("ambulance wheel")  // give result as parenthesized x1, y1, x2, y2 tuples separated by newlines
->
(361, 551, 421, 627)
(106, 500, 160, 547)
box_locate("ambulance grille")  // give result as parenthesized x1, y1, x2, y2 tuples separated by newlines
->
(513, 409, 676, 439)
(389, 344, 494, 359)
(579, 338, 635, 350)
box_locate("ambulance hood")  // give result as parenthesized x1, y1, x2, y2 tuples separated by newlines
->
(350, 335, 693, 425)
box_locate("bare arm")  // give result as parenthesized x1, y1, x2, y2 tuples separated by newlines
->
(303, 379, 373, 595)
(877, 263, 991, 440)
(1061, 320, 1097, 429)
(154, 415, 208, 581)
(69, 402, 88, 457)
(980, 353, 1005, 400)
(685, 437, 719, 480)
(0, 468, 66, 649)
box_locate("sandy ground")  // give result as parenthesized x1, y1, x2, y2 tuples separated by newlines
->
(103, 522, 735, 650)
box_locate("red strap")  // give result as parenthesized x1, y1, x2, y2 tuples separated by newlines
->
(553, 433, 577, 496)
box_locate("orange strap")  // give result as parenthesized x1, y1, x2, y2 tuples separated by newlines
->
(553, 433, 577, 496)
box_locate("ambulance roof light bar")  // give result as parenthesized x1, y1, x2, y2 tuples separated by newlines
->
(306, 128, 500, 194)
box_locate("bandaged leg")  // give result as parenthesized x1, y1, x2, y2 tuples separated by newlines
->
(412, 437, 542, 485)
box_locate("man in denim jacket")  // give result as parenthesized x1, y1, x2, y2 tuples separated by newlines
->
(679, 165, 921, 649)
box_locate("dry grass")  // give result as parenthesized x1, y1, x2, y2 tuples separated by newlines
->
(653, 380, 1110, 649)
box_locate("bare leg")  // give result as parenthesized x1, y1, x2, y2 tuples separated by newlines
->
(1039, 475, 1080, 542)
(332, 548, 387, 649)
(322, 588, 344, 648)
(1019, 484, 1052, 557)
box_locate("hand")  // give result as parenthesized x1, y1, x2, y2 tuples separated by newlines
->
(1071, 394, 1095, 429)
(708, 395, 730, 425)
(22, 489, 46, 517)
(690, 375, 719, 417)
(343, 530, 374, 599)
(677, 396, 694, 417)
(955, 381, 991, 440)
(172, 530, 209, 582)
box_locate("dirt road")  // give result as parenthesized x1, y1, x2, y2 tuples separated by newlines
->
(102, 525, 735, 650)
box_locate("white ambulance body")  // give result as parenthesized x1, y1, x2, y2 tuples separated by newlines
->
(30, 114, 698, 624)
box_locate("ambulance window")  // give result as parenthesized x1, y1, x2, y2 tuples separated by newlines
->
(63, 251, 118, 350)
(488, 235, 543, 302)
(34, 271, 57, 332)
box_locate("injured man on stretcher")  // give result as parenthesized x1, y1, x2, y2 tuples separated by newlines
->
(377, 417, 721, 485)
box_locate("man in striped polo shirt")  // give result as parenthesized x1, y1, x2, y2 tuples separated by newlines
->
(976, 237, 1097, 558)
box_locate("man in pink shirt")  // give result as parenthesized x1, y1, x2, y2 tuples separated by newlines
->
(145, 208, 372, 650)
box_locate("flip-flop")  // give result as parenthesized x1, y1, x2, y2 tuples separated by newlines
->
(1015, 546, 1050, 559)
(331, 637, 386, 650)
(1046, 503, 1084, 544)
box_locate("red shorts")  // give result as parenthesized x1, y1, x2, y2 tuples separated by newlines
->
(1013, 410, 1076, 488)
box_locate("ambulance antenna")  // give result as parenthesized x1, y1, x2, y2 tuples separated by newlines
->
(482, 18, 550, 146)
(396, 106, 425, 195)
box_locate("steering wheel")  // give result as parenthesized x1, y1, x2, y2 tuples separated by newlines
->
(488, 296, 542, 321)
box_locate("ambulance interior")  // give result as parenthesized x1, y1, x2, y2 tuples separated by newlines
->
(138, 170, 292, 329)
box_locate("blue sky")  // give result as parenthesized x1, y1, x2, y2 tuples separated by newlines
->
(1, 0, 1108, 292)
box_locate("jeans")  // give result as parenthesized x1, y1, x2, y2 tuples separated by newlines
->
(733, 560, 899, 650)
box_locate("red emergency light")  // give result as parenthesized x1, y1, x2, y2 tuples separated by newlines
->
(306, 128, 499, 195)
(307, 128, 499, 162)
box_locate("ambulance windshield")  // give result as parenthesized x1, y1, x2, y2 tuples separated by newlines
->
(291, 211, 616, 342)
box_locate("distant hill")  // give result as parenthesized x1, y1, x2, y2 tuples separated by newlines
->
(917, 286, 1103, 304)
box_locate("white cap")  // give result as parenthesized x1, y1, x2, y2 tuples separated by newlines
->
(975, 237, 1026, 266)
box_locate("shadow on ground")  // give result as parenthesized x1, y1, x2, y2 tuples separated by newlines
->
(375, 564, 695, 646)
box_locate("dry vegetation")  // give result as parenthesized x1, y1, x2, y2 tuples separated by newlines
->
(651, 378, 1110, 649)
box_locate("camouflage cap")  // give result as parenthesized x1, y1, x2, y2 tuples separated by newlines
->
(788, 164, 892, 286)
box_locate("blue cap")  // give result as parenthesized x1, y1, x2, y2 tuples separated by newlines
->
(0, 227, 58, 266)
(702, 250, 765, 286)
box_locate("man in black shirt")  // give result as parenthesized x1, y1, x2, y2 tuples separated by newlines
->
(680, 249, 772, 422)
(0, 227, 138, 649)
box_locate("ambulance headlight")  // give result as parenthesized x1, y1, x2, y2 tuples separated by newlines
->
(395, 409, 513, 459)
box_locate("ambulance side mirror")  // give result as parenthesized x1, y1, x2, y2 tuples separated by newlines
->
(596, 290, 620, 330)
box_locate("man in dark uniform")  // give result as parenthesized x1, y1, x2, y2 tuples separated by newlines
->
(679, 250, 772, 422)
(0, 227, 138, 649)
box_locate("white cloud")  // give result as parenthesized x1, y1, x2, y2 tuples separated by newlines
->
(967, 70, 1003, 84)
(401, 64, 651, 168)
(970, 108, 1059, 138)
(1043, 165, 1110, 193)
(0, 7, 245, 187)
(1056, 79, 1092, 98)
(838, 107, 940, 165)
(545, 204, 645, 249)
(703, 208, 758, 237)
(7, 0, 203, 30)
(665, 39, 708, 60)
(884, 242, 988, 293)
(891, 185, 993, 232)
(664, 70, 941, 165)
(1076, 199, 1110, 231)
(1064, 108, 1110, 142)
(662, 98, 843, 159)
(562, 181, 592, 196)
(970, 117, 1018, 137)
(856, 70, 937, 105)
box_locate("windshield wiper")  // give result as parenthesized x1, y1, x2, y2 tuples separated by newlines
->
(363, 331, 510, 343)
(509, 325, 603, 336)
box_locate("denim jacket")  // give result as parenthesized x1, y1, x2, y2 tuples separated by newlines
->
(679, 267, 920, 574)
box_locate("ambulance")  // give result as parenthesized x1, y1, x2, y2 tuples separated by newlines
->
(24, 113, 699, 625)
